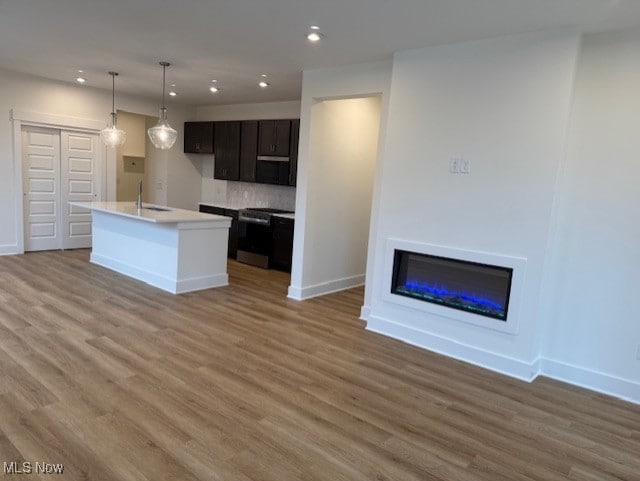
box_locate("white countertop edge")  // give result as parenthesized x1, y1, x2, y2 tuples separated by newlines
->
(72, 201, 231, 225)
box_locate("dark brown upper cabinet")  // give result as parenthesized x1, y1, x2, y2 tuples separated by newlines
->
(184, 121, 214, 154)
(288, 119, 300, 186)
(188, 117, 299, 186)
(239, 121, 258, 183)
(213, 121, 240, 180)
(258, 120, 291, 157)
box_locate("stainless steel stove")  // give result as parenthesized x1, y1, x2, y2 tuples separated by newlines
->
(238, 207, 293, 226)
(237, 207, 294, 268)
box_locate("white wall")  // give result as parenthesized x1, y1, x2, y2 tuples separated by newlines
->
(365, 31, 581, 379)
(195, 101, 301, 207)
(289, 61, 392, 300)
(0, 68, 197, 254)
(196, 100, 300, 121)
(538, 29, 640, 401)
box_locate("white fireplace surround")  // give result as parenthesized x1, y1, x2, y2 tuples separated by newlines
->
(382, 239, 527, 335)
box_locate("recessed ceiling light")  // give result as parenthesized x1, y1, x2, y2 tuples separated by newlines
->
(258, 81, 270, 88)
(169, 91, 177, 97)
(171, 83, 176, 87)
(209, 86, 219, 93)
(261, 74, 268, 78)
(211, 79, 217, 83)
(306, 32, 323, 42)
(76, 77, 86, 84)
(77, 69, 84, 73)
(310, 25, 320, 30)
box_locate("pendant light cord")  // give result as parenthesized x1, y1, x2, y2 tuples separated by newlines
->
(159, 61, 170, 110)
(107, 71, 118, 122)
(162, 63, 166, 109)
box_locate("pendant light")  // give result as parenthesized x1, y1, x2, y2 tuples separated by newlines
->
(147, 61, 177, 150)
(100, 72, 126, 148)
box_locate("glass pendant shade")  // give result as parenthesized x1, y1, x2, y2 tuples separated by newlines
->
(100, 71, 126, 148)
(100, 112, 127, 148)
(148, 107, 177, 150)
(148, 61, 177, 150)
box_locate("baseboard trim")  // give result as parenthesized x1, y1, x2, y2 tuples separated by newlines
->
(91, 253, 228, 295)
(288, 274, 365, 301)
(175, 274, 229, 294)
(360, 305, 371, 321)
(539, 358, 639, 405)
(0, 244, 20, 256)
(366, 314, 639, 404)
(287, 285, 303, 300)
(366, 314, 540, 381)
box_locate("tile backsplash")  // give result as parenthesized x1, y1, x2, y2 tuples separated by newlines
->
(201, 176, 296, 211)
(226, 182, 296, 210)
(200, 156, 296, 210)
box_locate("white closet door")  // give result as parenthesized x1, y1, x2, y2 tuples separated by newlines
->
(22, 127, 61, 251)
(61, 131, 102, 249)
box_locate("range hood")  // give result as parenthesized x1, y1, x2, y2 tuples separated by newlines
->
(257, 155, 289, 162)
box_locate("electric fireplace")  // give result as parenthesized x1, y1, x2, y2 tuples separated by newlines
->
(391, 249, 513, 321)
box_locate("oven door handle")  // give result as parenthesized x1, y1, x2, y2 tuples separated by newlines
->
(238, 215, 270, 225)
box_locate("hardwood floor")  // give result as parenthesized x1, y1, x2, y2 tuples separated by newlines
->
(0, 249, 638, 481)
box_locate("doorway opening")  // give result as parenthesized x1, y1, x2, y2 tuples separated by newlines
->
(290, 95, 382, 301)
(115, 111, 162, 204)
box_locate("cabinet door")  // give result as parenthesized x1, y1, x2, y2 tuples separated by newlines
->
(214, 121, 240, 180)
(258, 120, 291, 156)
(239, 121, 258, 182)
(224, 209, 239, 258)
(258, 120, 275, 156)
(184, 122, 213, 154)
(272, 120, 291, 156)
(288, 119, 300, 186)
(270, 217, 294, 272)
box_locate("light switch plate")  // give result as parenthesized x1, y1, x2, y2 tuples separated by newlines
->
(450, 157, 470, 174)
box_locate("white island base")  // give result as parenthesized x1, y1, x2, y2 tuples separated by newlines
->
(78, 202, 231, 294)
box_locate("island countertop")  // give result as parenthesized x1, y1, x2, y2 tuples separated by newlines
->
(73, 201, 230, 225)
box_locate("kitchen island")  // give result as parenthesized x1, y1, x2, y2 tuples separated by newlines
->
(73, 201, 231, 294)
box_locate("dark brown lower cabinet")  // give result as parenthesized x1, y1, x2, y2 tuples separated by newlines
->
(270, 216, 294, 272)
(224, 209, 239, 259)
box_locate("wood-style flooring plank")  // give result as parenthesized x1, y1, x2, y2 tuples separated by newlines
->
(0, 249, 638, 481)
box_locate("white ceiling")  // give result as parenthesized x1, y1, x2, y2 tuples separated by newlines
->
(0, 0, 639, 106)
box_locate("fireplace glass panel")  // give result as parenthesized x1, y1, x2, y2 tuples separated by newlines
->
(391, 250, 513, 321)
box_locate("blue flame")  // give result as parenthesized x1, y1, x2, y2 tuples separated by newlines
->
(402, 279, 505, 316)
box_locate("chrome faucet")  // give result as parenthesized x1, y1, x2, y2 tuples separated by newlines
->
(136, 181, 143, 209)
